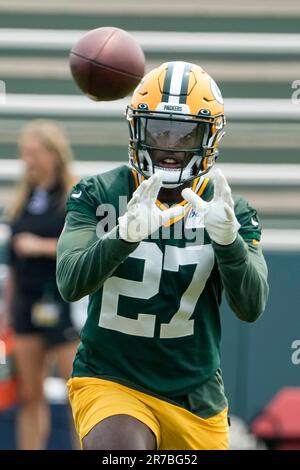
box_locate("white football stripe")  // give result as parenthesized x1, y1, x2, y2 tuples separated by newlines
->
(168, 61, 186, 104)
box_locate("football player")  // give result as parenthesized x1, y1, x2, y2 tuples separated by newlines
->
(57, 62, 269, 450)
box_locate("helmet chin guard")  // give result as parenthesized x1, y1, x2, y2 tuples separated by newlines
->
(141, 149, 200, 188)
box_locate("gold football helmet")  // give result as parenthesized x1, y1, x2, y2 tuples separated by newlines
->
(126, 61, 225, 187)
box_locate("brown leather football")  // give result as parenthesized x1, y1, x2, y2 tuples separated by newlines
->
(69, 27, 145, 101)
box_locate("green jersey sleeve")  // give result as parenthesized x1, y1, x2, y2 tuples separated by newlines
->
(65, 180, 102, 218)
(212, 196, 269, 323)
(56, 178, 139, 302)
(234, 195, 262, 242)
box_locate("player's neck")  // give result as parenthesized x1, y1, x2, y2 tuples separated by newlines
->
(158, 182, 192, 205)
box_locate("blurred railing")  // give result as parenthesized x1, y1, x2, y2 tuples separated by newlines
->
(1, 95, 300, 120)
(0, 0, 300, 17)
(0, 159, 299, 187)
(0, 29, 300, 54)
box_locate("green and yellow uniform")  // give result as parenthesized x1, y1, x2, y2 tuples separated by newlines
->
(57, 165, 269, 449)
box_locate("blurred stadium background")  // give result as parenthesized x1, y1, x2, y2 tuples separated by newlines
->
(0, 0, 299, 450)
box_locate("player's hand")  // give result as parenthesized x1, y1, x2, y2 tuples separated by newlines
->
(118, 171, 184, 243)
(182, 168, 240, 246)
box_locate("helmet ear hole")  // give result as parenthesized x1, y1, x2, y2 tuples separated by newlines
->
(138, 103, 149, 110)
(199, 108, 211, 116)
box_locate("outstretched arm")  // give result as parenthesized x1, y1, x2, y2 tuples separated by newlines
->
(57, 171, 183, 302)
(183, 169, 269, 322)
(56, 211, 138, 302)
(213, 236, 269, 322)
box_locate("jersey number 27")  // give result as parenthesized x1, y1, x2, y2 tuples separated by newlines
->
(99, 241, 214, 339)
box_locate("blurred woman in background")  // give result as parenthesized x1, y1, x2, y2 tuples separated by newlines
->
(3, 120, 79, 449)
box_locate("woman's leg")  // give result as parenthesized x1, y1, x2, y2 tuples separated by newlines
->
(14, 334, 49, 450)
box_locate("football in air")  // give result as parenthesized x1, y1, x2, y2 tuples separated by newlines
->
(69, 26, 146, 101)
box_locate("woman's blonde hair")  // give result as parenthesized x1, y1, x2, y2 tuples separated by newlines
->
(9, 119, 76, 220)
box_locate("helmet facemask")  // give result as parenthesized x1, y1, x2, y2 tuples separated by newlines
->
(127, 106, 225, 188)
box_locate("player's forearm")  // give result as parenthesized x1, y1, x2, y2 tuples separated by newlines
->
(57, 224, 139, 302)
(213, 234, 269, 322)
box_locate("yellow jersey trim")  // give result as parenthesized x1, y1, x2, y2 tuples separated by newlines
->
(158, 177, 210, 227)
(131, 170, 210, 228)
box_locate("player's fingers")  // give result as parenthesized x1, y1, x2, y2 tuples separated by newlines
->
(160, 204, 185, 223)
(147, 171, 163, 201)
(132, 177, 150, 199)
(222, 185, 234, 209)
(127, 191, 140, 208)
(224, 203, 235, 222)
(213, 168, 230, 200)
(182, 188, 208, 213)
(224, 204, 241, 233)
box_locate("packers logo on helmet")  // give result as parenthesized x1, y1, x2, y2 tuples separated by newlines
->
(126, 61, 226, 187)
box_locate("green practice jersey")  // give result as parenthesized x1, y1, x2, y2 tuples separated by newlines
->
(57, 165, 269, 415)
